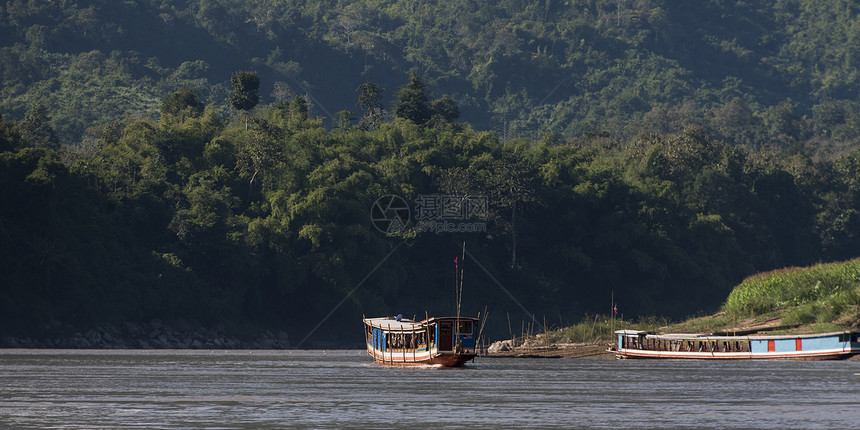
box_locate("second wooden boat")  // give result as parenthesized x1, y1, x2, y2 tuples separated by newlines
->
(615, 330, 860, 360)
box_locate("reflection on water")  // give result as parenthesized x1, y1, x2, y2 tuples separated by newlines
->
(1, 349, 859, 429)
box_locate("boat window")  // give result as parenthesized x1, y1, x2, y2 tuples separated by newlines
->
(440, 322, 452, 335)
(457, 320, 473, 334)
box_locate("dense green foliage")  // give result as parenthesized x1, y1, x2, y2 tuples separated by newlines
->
(3, 87, 860, 343)
(723, 259, 860, 325)
(3, 1, 860, 345)
(2, 0, 860, 144)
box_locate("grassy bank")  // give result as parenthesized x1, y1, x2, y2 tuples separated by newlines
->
(722, 258, 860, 327)
(532, 258, 860, 345)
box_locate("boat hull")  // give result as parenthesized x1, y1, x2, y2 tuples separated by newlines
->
(615, 349, 856, 360)
(367, 347, 476, 367)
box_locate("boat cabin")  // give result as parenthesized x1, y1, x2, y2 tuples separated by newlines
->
(615, 330, 860, 360)
(363, 315, 479, 366)
(365, 316, 477, 353)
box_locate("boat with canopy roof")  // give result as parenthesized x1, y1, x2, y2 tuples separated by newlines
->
(363, 315, 479, 366)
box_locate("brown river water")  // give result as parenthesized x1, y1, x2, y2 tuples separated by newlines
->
(1, 349, 858, 429)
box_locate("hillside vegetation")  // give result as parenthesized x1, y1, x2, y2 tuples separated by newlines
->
(720, 259, 860, 329)
(2, 1, 860, 145)
(3, 1, 860, 346)
(539, 259, 860, 347)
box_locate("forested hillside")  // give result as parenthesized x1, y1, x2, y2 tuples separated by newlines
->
(2, 0, 860, 346)
(2, 0, 860, 143)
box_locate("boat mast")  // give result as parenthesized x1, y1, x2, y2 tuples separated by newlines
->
(610, 290, 615, 346)
(457, 242, 465, 321)
(456, 242, 465, 349)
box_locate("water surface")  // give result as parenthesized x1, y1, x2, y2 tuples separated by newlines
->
(1, 350, 858, 429)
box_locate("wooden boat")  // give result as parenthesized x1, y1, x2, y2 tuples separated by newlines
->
(363, 316, 479, 366)
(615, 330, 860, 360)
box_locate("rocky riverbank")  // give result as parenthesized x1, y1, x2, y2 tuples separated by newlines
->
(487, 337, 615, 359)
(0, 321, 290, 349)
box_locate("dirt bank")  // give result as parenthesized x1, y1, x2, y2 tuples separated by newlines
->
(488, 341, 616, 359)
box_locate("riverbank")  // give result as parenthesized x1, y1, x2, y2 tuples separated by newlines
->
(487, 340, 615, 359)
(0, 320, 290, 350)
(486, 311, 860, 360)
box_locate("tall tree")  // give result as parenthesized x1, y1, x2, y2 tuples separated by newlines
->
(429, 94, 460, 125)
(161, 87, 205, 124)
(393, 71, 430, 125)
(289, 95, 309, 129)
(230, 71, 261, 112)
(487, 153, 538, 268)
(356, 82, 385, 131)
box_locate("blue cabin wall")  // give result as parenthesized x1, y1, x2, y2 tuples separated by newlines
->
(432, 319, 477, 350)
(800, 334, 841, 351)
(371, 327, 386, 352)
(750, 334, 842, 353)
(458, 332, 476, 348)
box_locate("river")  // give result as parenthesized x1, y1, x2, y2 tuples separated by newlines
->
(1, 349, 858, 429)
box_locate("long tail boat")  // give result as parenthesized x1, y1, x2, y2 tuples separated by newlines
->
(615, 330, 860, 360)
(363, 316, 479, 366)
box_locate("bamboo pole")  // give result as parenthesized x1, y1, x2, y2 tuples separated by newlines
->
(425, 311, 430, 358)
(521, 320, 524, 344)
(611, 290, 615, 344)
(456, 242, 465, 353)
(543, 315, 548, 337)
(477, 306, 488, 355)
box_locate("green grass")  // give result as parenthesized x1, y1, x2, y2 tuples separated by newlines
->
(722, 258, 860, 324)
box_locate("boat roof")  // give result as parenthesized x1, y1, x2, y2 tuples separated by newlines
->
(615, 330, 855, 340)
(426, 315, 480, 322)
(364, 315, 479, 330)
(364, 317, 422, 330)
(615, 330, 648, 335)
